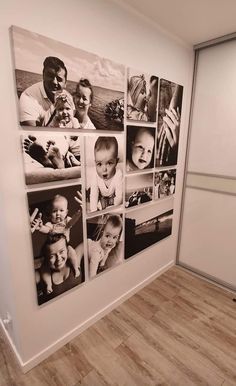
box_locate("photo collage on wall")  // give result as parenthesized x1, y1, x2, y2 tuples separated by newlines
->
(11, 25, 183, 305)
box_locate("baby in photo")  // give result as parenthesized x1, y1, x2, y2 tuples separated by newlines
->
(31, 194, 81, 293)
(49, 94, 79, 128)
(127, 127, 155, 171)
(88, 214, 123, 277)
(89, 136, 123, 212)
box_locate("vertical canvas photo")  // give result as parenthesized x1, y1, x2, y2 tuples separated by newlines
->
(126, 126, 156, 172)
(154, 169, 176, 200)
(22, 134, 81, 185)
(156, 79, 183, 167)
(28, 185, 84, 305)
(11, 26, 125, 130)
(125, 206, 173, 259)
(85, 134, 124, 213)
(127, 68, 159, 122)
(125, 173, 153, 208)
(87, 212, 124, 278)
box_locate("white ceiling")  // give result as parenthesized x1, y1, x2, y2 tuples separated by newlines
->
(113, 0, 236, 46)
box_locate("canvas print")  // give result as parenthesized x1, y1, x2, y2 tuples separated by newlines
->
(125, 173, 153, 208)
(125, 207, 173, 259)
(11, 26, 125, 130)
(127, 68, 158, 122)
(156, 79, 183, 166)
(87, 212, 124, 278)
(22, 134, 81, 185)
(28, 185, 84, 305)
(85, 134, 123, 213)
(126, 126, 156, 172)
(154, 169, 176, 200)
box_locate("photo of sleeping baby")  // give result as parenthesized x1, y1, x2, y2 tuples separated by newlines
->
(154, 169, 176, 200)
(127, 68, 158, 123)
(126, 126, 156, 172)
(12, 26, 125, 131)
(85, 134, 124, 213)
(86, 212, 124, 278)
(22, 134, 81, 185)
(28, 184, 84, 305)
(125, 173, 153, 208)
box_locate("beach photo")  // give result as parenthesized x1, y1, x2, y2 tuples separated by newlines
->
(156, 79, 183, 167)
(126, 126, 156, 172)
(86, 212, 124, 278)
(125, 173, 153, 208)
(27, 184, 84, 305)
(11, 26, 125, 130)
(125, 206, 173, 259)
(154, 169, 176, 200)
(127, 68, 158, 123)
(85, 134, 124, 213)
(22, 134, 81, 185)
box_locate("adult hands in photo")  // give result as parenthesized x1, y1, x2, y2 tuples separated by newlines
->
(74, 190, 83, 206)
(65, 151, 81, 167)
(163, 107, 180, 149)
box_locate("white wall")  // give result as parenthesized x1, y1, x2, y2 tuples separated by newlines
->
(0, 0, 194, 370)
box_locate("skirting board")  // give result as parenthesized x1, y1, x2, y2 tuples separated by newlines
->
(1, 260, 174, 373)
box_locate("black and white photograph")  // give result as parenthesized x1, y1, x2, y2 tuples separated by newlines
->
(86, 212, 124, 278)
(126, 126, 156, 172)
(85, 134, 123, 213)
(22, 134, 81, 185)
(125, 173, 153, 208)
(156, 79, 183, 167)
(28, 185, 84, 305)
(11, 26, 125, 130)
(127, 68, 158, 122)
(125, 206, 173, 259)
(154, 169, 176, 200)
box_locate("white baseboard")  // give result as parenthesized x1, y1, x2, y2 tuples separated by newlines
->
(0, 318, 25, 369)
(1, 260, 174, 373)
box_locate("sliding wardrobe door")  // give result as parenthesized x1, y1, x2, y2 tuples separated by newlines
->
(178, 39, 236, 289)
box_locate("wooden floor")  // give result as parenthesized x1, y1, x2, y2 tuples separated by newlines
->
(1, 266, 236, 386)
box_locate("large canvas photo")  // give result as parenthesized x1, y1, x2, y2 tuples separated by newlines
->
(28, 184, 84, 305)
(22, 133, 81, 185)
(127, 68, 158, 122)
(86, 212, 124, 278)
(125, 206, 173, 259)
(156, 79, 183, 167)
(85, 134, 124, 213)
(11, 26, 125, 130)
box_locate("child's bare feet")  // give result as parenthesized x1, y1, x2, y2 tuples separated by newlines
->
(74, 268, 80, 278)
(46, 285, 53, 294)
(47, 146, 65, 169)
(24, 135, 53, 167)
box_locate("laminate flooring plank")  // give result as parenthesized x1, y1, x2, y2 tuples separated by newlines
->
(116, 331, 203, 386)
(115, 341, 168, 386)
(152, 305, 236, 384)
(91, 315, 131, 350)
(138, 317, 224, 386)
(73, 326, 139, 386)
(78, 369, 111, 386)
